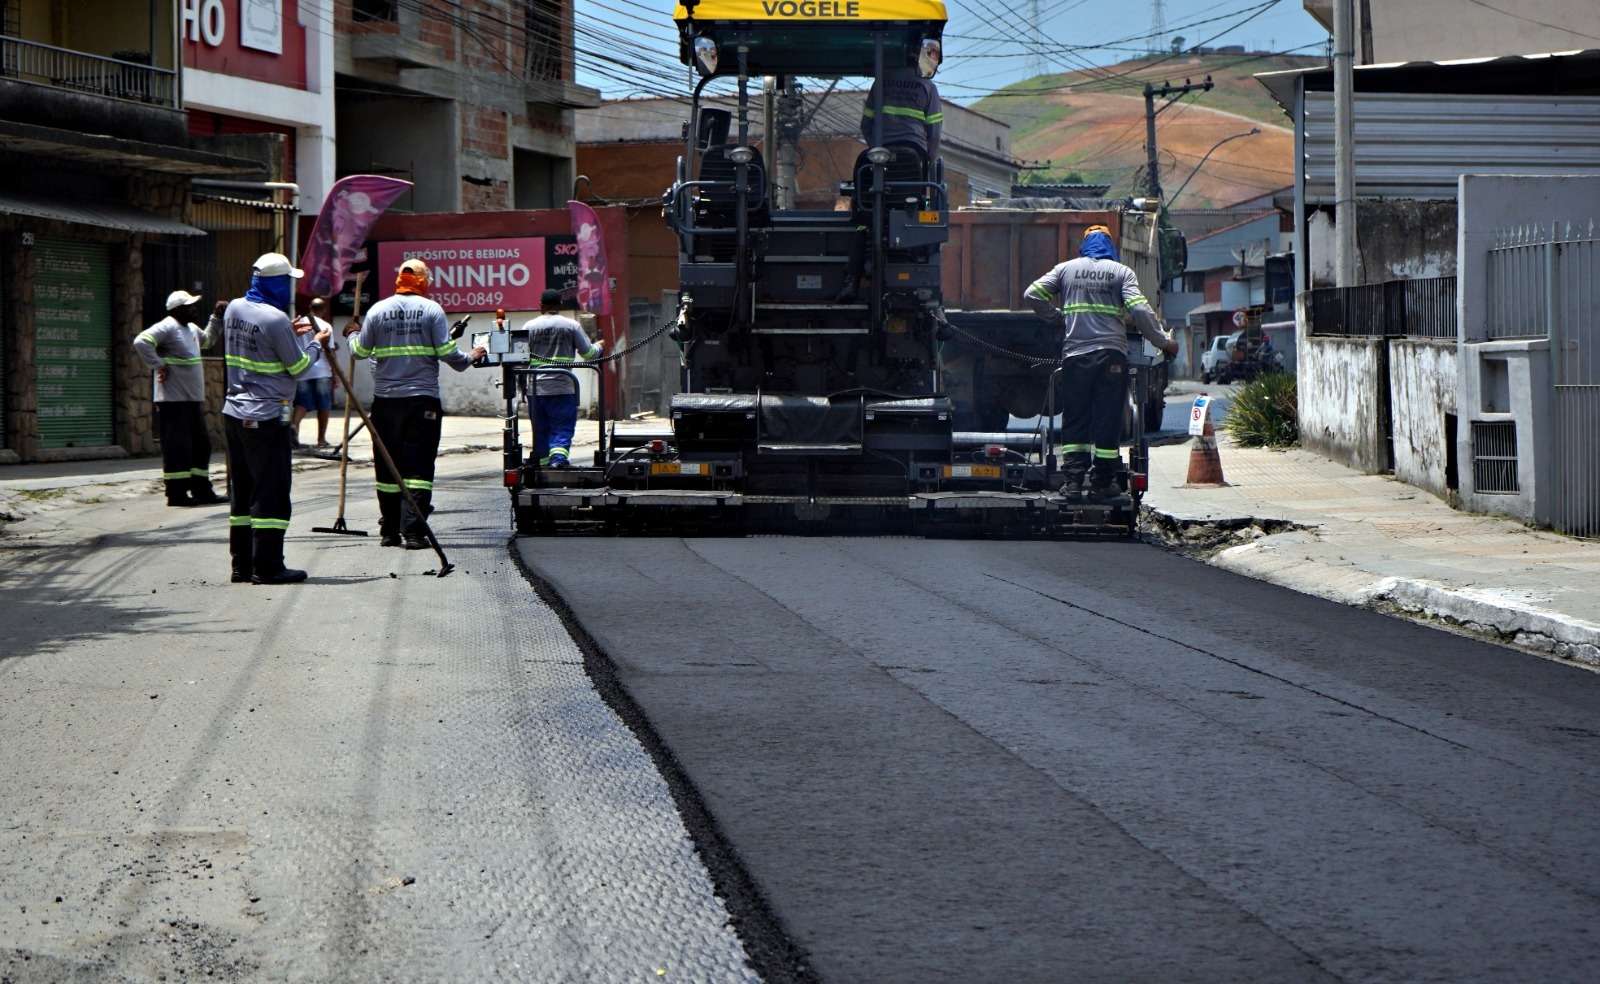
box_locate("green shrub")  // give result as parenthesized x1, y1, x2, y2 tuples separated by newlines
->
(1224, 372, 1299, 448)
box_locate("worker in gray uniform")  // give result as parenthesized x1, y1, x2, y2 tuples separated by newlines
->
(133, 289, 225, 507)
(1025, 225, 1178, 498)
(344, 258, 485, 549)
(859, 37, 943, 164)
(221, 252, 331, 584)
(523, 288, 603, 468)
(839, 37, 943, 302)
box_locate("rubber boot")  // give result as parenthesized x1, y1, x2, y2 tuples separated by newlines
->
(377, 489, 402, 544)
(401, 489, 433, 549)
(188, 476, 226, 505)
(1086, 455, 1123, 501)
(1059, 452, 1091, 496)
(251, 529, 306, 584)
(166, 480, 193, 507)
(229, 525, 254, 583)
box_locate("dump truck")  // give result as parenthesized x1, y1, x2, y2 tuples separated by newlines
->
(478, 0, 1165, 538)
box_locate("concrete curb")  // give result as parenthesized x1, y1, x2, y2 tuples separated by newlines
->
(1143, 504, 1600, 671)
(1358, 577, 1600, 669)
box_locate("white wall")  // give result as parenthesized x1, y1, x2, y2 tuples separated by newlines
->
(1366, 0, 1598, 63)
(1453, 174, 1600, 527)
(1295, 294, 1388, 472)
(1390, 339, 1458, 498)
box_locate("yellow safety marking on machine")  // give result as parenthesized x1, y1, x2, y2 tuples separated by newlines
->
(675, 0, 947, 21)
(944, 464, 1001, 479)
(651, 462, 708, 476)
(917, 210, 942, 224)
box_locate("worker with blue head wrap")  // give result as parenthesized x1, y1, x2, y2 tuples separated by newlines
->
(219, 252, 331, 585)
(1025, 223, 1178, 498)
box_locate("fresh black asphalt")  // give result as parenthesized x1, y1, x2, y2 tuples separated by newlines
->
(521, 536, 1600, 983)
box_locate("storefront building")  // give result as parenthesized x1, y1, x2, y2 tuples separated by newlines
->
(2, 0, 259, 463)
(182, 0, 336, 216)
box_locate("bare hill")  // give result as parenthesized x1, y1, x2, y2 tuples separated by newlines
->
(972, 52, 1321, 207)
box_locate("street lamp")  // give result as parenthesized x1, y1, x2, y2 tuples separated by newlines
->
(1166, 127, 1261, 207)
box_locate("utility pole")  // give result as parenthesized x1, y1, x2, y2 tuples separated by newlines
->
(763, 77, 778, 207)
(1333, 0, 1358, 285)
(775, 82, 801, 209)
(1142, 77, 1213, 202)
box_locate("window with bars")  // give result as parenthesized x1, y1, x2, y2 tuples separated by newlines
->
(0, 0, 19, 37)
(1471, 421, 1520, 494)
(524, 0, 564, 81)
(353, 0, 398, 23)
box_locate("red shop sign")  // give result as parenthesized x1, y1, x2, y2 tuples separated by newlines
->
(376, 238, 570, 313)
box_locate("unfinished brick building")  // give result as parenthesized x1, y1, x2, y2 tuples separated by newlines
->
(334, 0, 600, 213)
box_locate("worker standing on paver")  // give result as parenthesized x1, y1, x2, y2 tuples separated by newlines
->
(344, 258, 485, 549)
(859, 37, 943, 163)
(838, 38, 942, 303)
(1025, 225, 1178, 498)
(222, 253, 330, 584)
(133, 290, 226, 507)
(524, 288, 603, 469)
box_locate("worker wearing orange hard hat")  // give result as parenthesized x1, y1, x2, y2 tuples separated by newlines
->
(344, 258, 485, 548)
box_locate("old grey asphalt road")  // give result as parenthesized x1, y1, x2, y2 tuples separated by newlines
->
(0, 454, 757, 983)
(524, 536, 1600, 984)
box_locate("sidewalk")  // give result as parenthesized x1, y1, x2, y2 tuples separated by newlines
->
(1144, 437, 1600, 668)
(0, 416, 602, 526)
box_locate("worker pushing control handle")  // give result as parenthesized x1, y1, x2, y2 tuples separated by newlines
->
(1024, 225, 1177, 499)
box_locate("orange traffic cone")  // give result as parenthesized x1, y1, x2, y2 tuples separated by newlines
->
(1185, 415, 1228, 487)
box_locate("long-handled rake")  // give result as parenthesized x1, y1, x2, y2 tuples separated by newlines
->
(313, 271, 369, 537)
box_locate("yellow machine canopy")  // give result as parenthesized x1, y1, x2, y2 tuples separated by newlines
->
(675, 0, 945, 76)
(673, 0, 947, 20)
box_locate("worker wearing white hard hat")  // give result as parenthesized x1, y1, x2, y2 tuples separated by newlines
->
(218, 252, 329, 585)
(133, 288, 225, 507)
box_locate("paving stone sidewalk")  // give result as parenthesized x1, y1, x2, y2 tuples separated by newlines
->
(0, 452, 757, 982)
(1144, 436, 1600, 667)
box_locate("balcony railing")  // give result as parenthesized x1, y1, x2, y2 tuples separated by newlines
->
(0, 35, 177, 108)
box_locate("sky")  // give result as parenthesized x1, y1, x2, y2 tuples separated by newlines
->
(571, 0, 1333, 103)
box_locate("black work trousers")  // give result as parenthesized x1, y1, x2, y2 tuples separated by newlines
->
(157, 401, 214, 501)
(372, 396, 442, 538)
(1055, 348, 1128, 487)
(224, 415, 293, 576)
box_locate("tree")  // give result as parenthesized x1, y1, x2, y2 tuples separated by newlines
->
(1170, 35, 1186, 54)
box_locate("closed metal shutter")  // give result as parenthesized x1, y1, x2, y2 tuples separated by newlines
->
(34, 240, 113, 449)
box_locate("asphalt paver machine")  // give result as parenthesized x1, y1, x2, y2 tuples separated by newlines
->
(494, 0, 1155, 537)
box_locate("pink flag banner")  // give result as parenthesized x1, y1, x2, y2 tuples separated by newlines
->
(301, 175, 413, 296)
(567, 200, 611, 317)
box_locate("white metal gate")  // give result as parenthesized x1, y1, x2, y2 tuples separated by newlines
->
(1485, 222, 1600, 536)
(1552, 226, 1600, 537)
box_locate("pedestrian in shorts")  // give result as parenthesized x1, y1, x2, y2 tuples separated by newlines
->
(291, 296, 339, 448)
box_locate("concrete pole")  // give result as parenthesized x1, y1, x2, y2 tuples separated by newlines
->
(776, 86, 799, 210)
(1143, 83, 1162, 201)
(1333, 0, 1358, 286)
(763, 76, 778, 207)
